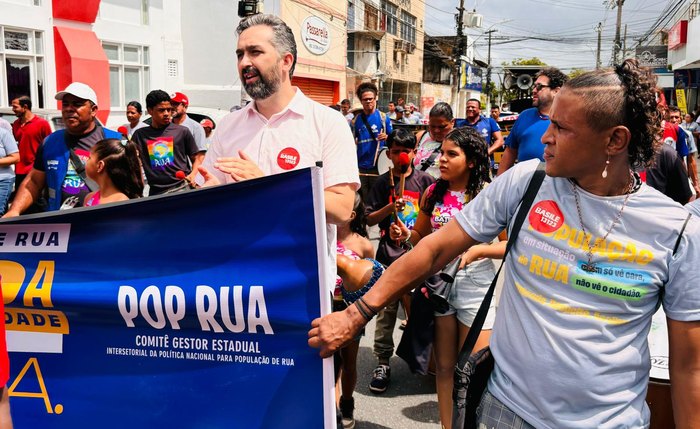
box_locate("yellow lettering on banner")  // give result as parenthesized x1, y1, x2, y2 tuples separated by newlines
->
(5, 309, 69, 334)
(0, 261, 25, 304)
(22, 261, 54, 308)
(8, 357, 63, 414)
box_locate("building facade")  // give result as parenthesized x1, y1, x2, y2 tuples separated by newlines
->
(0, 0, 347, 128)
(346, 0, 425, 109)
(666, 2, 700, 113)
(272, 0, 348, 106)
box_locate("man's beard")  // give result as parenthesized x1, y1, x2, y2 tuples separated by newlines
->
(242, 65, 281, 100)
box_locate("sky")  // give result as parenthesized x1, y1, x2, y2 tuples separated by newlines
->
(422, 0, 681, 73)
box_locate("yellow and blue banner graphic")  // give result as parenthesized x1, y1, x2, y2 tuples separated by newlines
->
(0, 167, 334, 428)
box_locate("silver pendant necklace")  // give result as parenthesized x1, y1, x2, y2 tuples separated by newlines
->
(570, 175, 634, 273)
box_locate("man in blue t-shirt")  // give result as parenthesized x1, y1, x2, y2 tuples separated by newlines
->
(353, 82, 392, 201)
(497, 67, 568, 176)
(456, 98, 503, 156)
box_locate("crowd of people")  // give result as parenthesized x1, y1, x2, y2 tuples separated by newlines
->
(1, 11, 700, 429)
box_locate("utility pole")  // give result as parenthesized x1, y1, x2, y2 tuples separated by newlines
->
(485, 29, 497, 106)
(596, 22, 602, 70)
(612, 0, 625, 64)
(623, 24, 628, 60)
(451, 0, 465, 109)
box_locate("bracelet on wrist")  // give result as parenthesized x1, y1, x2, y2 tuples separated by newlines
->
(403, 230, 412, 244)
(358, 296, 378, 316)
(354, 300, 373, 322)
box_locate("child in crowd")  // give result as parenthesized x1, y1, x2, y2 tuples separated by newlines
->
(390, 127, 502, 429)
(335, 192, 373, 429)
(84, 138, 144, 207)
(364, 128, 434, 394)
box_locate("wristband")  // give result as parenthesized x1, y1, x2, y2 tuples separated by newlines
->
(354, 300, 373, 322)
(358, 296, 378, 316)
(403, 229, 412, 244)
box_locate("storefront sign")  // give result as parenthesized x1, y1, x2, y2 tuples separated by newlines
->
(635, 46, 667, 68)
(668, 20, 688, 50)
(301, 16, 331, 55)
(676, 89, 688, 115)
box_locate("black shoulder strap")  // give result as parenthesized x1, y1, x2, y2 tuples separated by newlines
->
(421, 148, 441, 172)
(417, 132, 441, 172)
(67, 136, 100, 193)
(359, 113, 379, 144)
(673, 213, 692, 255)
(457, 162, 546, 367)
(68, 147, 99, 192)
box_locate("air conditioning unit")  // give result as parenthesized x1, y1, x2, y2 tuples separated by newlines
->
(465, 12, 483, 28)
(394, 39, 406, 52)
(406, 42, 416, 54)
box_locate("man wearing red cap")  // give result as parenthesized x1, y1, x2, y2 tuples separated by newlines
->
(170, 91, 207, 153)
(200, 118, 214, 149)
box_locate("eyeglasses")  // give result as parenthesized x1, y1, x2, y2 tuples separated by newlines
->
(361, 98, 375, 103)
(533, 83, 550, 91)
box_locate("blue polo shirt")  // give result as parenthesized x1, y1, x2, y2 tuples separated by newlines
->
(455, 116, 500, 146)
(504, 107, 549, 162)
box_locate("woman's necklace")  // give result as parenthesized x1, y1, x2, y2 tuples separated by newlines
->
(570, 174, 634, 273)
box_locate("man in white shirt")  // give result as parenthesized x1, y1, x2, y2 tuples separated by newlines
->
(197, 14, 359, 290)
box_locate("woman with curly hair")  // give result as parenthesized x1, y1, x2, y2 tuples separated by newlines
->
(311, 59, 700, 427)
(390, 126, 502, 428)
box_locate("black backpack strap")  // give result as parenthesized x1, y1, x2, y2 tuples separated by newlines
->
(457, 162, 546, 367)
(68, 146, 99, 192)
(417, 131, 441, 172)
(673, 213, 692, 255)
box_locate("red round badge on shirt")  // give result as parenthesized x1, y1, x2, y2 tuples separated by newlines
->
(277, 147, 300, 170)
(528, 200, 564, 233)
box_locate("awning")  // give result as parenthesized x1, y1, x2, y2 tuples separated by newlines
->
(53, 26, 111, 124)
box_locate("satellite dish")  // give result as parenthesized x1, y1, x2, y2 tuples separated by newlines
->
(516, 74, 534, 90)
(504, 75, 516, 90)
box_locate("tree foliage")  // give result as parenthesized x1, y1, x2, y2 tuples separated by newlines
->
(567, 68, 589, 79)
(508, 57, 547, 66)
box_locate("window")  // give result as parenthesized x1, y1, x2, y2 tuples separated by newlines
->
(348, 0, 355, 30)
(382, 1, 398, 35)
(141, 0, 149, 25)
(400, 11, 416, 45)
(0, 27, 45, 107)
(102, 42, 150, 108)
(364, 4, 380, 31)
(167, 59, 178, 78)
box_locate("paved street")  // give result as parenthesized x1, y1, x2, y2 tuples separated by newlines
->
(345, 226, 441, 428)
(352, 313, 441, 428)
(347, 225, 506, 428)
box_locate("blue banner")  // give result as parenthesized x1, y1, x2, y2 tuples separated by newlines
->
(460, 61, 483, 91)
(0, 167, 334, 428)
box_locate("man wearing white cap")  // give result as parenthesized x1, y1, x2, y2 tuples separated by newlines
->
(4, 82, 122, 216)
(170, 91, 207, 153)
